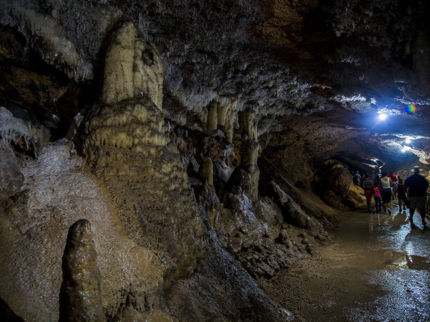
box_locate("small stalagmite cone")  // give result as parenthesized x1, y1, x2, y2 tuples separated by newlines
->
(59, 219, 105, 322)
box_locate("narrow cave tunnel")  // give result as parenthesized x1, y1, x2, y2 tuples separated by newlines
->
(0, 1, 430, 321)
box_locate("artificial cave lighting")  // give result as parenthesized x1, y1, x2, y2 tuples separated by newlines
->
(378, 113, 388, 120)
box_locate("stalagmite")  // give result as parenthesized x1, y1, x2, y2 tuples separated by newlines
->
(239, 111, 258, 141)
(101, 22, 163, 109)
(207, 101, 218, 131)
(199, 157, 214, 185)
(83, 22, 207, 282)
(59, 219, 105, 322)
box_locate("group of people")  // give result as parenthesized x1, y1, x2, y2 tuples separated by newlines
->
(357, 167, 429, 227)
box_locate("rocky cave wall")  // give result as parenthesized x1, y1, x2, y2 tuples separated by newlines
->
(1, 0, 430, 321)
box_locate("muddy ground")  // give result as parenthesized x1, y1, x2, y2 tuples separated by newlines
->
(259, 202, 430, 322)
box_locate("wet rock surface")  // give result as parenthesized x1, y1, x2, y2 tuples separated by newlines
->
(259, 203, 430, 321)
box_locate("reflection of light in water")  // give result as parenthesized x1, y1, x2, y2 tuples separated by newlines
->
(406, 242, 415, 256)
(392, 255, 408, 268)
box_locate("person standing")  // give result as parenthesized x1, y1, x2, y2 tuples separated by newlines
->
(404, 166, 429, 227)
(390, 171, 398, 200)
(397, 178, 406, 213)
(374, 185, 382, 213)
(379, 170, 392, 215)
(354, 171, 361, 186)
(361, 173, 374, 212)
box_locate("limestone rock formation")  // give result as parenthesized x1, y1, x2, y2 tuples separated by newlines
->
(0, 140, 164, 321)
(325, 166, 352, 199)
(0, 106, 50, 157)
(0, 143, 24, 200)
(59, 219, 104, 322)
(102, 22, 163, 109)
(83, 98, 207, 280)
(84, 23, 206, 280)
(1, 1, 430, 321)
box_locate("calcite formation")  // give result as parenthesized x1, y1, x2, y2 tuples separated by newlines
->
(0, 143, 24, 200)
(84, 22, 206, 281)
(83, 99, 207, 280)
(60, 219, 104, 322)
(102, 22, 163, 109)
(0, 106, 50, 157)
(0, 140, 164, 321)
(1, 1, 430, 321)
(221, 111, 260, 202)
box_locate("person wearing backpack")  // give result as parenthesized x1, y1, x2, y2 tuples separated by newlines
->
(362, 173, 374, 212)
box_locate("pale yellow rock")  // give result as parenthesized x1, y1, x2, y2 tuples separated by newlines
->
(199, 157, 214, 186)
(133, 40, 164, 109)
(239, 111, 258, 140)
(102, 22, 136, 104)
(217, 104, 228, 126)
(102, 22, 163, 108)
(224, 108, 236, 143)
(241, 140, 260, 172)
(207, 102, 218, 131)
(347, 184, 367, 207)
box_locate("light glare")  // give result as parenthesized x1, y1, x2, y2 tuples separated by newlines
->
(378, 113, 388, 120)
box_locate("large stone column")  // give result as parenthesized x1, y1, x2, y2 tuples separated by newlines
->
(221, 111, 260, 202)
(83, 22, 206, 281)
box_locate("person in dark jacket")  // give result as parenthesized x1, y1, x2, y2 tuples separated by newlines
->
(361, 173, 374, 212)
(404, 166, 429, 227)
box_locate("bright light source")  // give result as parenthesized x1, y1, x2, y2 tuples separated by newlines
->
(405, 138, 411, 144)
(378, 113, 388, 120)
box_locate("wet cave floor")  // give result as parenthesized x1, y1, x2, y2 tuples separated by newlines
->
(259, 202, 430, 322)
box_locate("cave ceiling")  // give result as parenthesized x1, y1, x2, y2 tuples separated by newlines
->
(1, 0, 430, 170)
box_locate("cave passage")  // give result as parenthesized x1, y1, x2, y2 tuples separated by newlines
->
(260, 202, 430, 321)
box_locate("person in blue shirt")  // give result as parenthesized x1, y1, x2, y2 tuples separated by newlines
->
(404, 166, 429, 227)
(354, 171, 361, 186)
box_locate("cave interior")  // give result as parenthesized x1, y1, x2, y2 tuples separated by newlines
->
(0, 0, 430, 321)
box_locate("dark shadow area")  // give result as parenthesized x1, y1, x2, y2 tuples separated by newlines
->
(0, 299, 24, 322)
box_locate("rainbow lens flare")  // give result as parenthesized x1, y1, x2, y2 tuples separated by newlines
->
(405, 104, 417, 114)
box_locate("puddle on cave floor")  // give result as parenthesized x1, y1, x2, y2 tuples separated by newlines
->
(259, 202, 430, 322)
